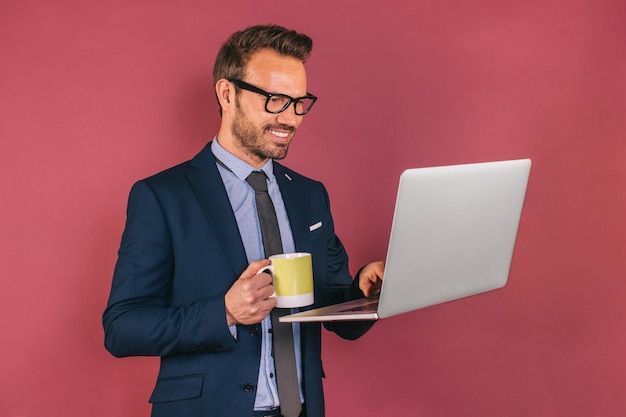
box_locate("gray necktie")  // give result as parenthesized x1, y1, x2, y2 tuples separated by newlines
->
(246, 171, 301, 417)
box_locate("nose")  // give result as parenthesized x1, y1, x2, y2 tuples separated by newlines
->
(275, 104, 302, 128)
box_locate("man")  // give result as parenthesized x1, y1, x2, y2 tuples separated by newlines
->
(103, 25, 384, 417)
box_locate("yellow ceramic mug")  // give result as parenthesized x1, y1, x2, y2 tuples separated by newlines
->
(257, 253, 314, 308)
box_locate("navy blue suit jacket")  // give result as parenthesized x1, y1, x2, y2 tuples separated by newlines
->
(103, 143, 374, 417)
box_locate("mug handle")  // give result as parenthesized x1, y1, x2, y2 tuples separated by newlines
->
(256, 264, 273, 276)
(256, 264, 276, 298)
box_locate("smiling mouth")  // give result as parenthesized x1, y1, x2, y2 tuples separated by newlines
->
(266, 125, 295, 141)
(268, 129, 290, 138)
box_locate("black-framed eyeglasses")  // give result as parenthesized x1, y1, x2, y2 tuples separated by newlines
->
(229, 78, 317, 115)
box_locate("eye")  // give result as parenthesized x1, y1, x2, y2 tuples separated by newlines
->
(269, 95, 289, 105)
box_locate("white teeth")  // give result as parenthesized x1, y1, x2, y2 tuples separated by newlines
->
(269, 129, 289, 138)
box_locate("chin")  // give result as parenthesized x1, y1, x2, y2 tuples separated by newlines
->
(270, 150, 289, 160)
(268, 145, 289, 161)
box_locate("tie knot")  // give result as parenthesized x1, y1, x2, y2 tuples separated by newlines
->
(246, 171, 268, 192)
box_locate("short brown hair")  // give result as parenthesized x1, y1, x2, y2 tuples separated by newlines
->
(212, 25, 313, 112)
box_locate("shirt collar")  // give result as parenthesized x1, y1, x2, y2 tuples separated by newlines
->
(211, 137, 275, 182)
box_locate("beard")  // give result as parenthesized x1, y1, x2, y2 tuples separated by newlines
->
(231, 100, 295, 161)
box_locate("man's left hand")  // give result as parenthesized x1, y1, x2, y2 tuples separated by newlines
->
(358, 261, 385, 297)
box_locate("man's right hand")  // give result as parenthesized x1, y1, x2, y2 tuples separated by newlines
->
(224, 259, 277, 326)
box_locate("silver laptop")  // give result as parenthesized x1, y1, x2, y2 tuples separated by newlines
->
(280, 159, 531, 322)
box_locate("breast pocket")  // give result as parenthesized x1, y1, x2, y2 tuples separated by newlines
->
(307, 220, 326, 242)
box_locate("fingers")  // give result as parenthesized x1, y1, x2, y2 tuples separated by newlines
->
(359, 261, 385, 297)
(240, 272, 275, 299)
(225, 260, 277, 326)
(240, 259, 271, 280)
(361, 276, 382, 297)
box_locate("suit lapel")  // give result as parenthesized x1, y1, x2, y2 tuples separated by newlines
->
(186, 144, 248, 276)
(274, 163, 311, 252)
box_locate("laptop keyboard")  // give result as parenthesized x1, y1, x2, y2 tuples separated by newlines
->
(339, 300, 379, 313)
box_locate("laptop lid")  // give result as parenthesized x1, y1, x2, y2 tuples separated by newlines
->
(280, 159, 531, 322)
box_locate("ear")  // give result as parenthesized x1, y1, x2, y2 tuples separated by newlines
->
(215, 78, 234, 113)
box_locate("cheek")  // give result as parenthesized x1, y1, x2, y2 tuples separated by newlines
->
(259, 115, 282, 129)
(244, 105, 271, 125)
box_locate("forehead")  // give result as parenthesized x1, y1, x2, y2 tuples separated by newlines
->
(243, 49, 307, 96)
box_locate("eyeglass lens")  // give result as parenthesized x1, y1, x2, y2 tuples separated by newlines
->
(267, 95, 315, 115)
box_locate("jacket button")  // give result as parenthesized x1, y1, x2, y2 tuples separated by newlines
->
(250, 327, 260, 336)
(243, 383, 255, 393)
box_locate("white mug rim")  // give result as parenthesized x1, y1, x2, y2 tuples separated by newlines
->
(268, 252, 311, 260)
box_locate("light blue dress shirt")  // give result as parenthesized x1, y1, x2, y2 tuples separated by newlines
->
(211, 138, 303, 411)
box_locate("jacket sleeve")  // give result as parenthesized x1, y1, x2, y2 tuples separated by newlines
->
(102, 181, 237, 358)
(321, 235, 376, 340)
(315, 184, 376, 339)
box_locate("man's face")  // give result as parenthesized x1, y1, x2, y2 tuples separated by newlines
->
(229, 49, 307, 165)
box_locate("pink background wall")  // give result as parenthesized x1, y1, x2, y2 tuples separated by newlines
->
(1, 1, 625, 416)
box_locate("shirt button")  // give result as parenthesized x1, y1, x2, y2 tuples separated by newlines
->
(269, 373, 274, 378)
